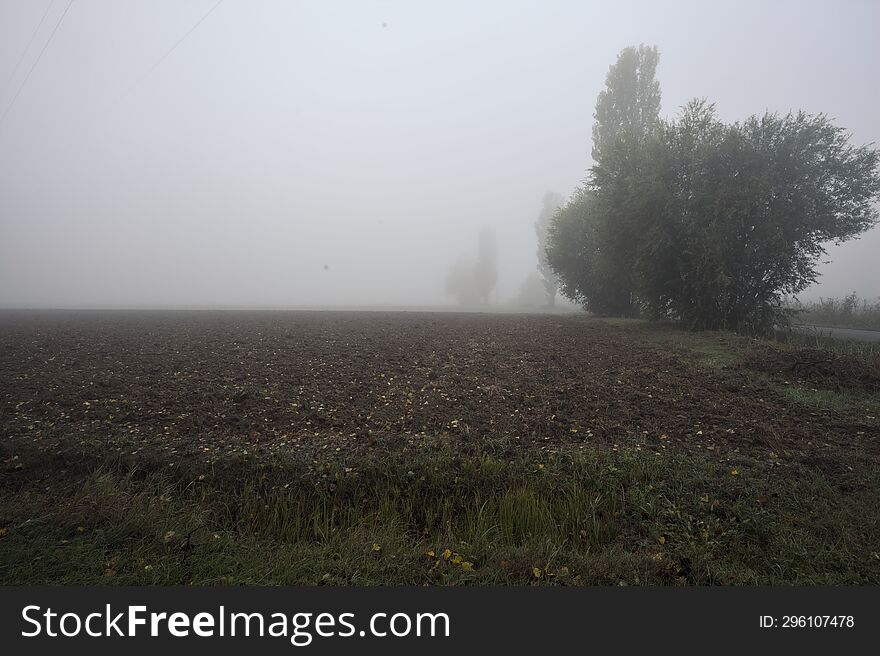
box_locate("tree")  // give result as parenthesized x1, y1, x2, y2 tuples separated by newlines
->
(445, 255, 481, 306)
(517, 272, 547, 308)
(589, 99, 721, 322)
(583, 44, 663, 308)
(679, 107, 880, 331)
(546, 187, 636, 315)
(592, 44, 661, 165)
(596, 101, 880, 332)
(534, 191, 564, 306)
(548, 46, 880, 332)
(545, 42, 662, 316)
(474, 226, 498, 305)
(444, 227, 498, 306)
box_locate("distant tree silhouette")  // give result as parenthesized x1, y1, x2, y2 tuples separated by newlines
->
(444, 227, 498, 306)
(517, 272, 547, 308)
(534, 191, 564, 306)
(445, 255, 482, 305)
(474, 226, 497, 305)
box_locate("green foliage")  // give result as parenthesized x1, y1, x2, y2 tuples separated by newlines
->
(592, 44, 661, 164)
(568, 44, 661, 314)
(546, 188, 636, 315)
(624, 104, 880, 332)
(4, 446, 879, 585)
(548, 44, 880, 333)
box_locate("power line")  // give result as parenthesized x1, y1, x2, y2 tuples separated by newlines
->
(0, 0, 56, 101)
(109, 0, 225, 111)
(0, 0, 74, 130)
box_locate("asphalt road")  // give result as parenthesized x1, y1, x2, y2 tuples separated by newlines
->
(792, 324, 880, 343)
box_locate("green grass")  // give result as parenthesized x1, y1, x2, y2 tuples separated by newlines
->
(772, 383, 880, 418)
(604, 317, 879, 419)
(774, 329, 880, 359)
(601, 315, 880, 362)
(2, 446, 878, 585)
(599, 317, 754, 369)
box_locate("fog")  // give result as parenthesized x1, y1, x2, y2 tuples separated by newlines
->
(1, 0, 878, 308)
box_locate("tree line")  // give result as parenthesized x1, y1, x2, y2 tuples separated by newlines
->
(539, 45, 880, 333)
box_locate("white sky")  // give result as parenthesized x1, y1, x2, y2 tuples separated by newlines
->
(1, 0, 878, 307)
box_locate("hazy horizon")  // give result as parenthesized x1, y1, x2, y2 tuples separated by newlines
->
(2, 0, 878, 308)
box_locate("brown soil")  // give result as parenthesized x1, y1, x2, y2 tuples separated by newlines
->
(1, 311, 876, 477)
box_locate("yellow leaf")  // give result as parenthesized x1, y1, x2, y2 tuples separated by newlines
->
(0, 527, 7, 538)
(532, 567, 542, 578)
(451, 553, 462, 564)
(657, 535, 666, 545)
(461, 561, 474, 571)
(426, 549, 435, 558)
(730, 468, 739, 476)
(371, 543, 381, 552)
(443, 548, 452, 560)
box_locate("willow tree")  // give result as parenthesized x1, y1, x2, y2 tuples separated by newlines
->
(596, 101, 880, 332)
